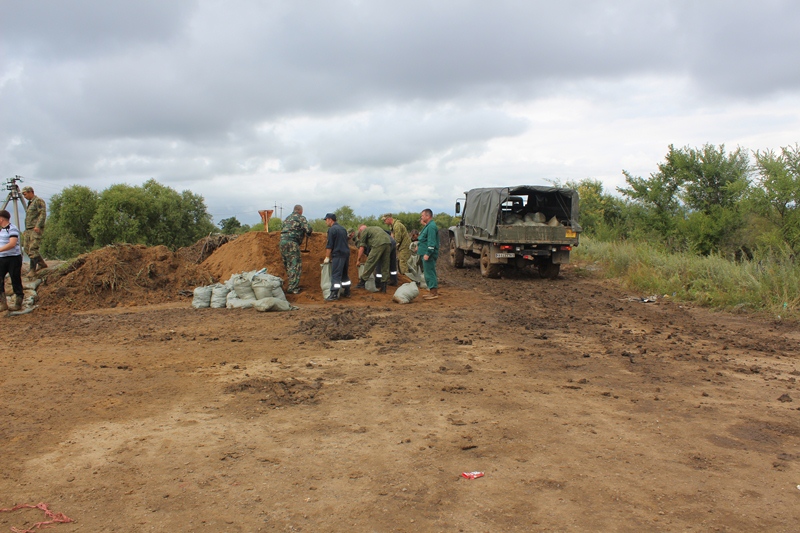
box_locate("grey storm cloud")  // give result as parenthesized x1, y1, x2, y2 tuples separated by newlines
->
(3, 0, 800, 220)
(7, 0, 800, 140)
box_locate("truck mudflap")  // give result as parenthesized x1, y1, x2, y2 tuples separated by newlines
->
(551, 250, 570, 264)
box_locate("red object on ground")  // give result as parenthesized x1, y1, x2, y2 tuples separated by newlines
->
(0, 502, 74, 532)
(461, 471, 485, 479)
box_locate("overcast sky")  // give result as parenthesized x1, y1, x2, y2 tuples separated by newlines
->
(2, 0, 800, 225)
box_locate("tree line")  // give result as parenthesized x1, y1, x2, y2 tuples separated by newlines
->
(570, 143, 800, 258)
(43, 179, 460, 259)
(42, 179, 215, 258)
(44, 142, 798, 261)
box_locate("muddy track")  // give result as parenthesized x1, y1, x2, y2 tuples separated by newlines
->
(2, 249, 799, 532)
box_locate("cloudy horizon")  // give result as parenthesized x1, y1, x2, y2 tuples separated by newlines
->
(3, 0, 800, 225)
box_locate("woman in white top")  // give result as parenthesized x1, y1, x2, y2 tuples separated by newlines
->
(0, 209, 24, 313)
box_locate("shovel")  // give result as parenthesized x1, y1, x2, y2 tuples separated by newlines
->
(301, 234, 310, 253)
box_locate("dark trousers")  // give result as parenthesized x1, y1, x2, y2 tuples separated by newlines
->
(0, 255, 24, 296)
(331, 254, 350, 290)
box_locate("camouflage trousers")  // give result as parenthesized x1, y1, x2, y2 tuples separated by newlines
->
(280, 240, 302, 291)
(397, 246, 411, 276)
(360, 242, 391, 283)
(22, 230, 43, 260)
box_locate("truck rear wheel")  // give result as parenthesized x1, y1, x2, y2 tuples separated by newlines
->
(538, 261, 560, 279)
(480, 246, 502, 278)
(450, 238, 465, 268)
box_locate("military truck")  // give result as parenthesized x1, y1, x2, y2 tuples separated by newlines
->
(449, 185, 581, 279)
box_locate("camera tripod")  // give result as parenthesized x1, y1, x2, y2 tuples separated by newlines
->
(2, 176, 32, 266)
(2, 175, 29, 231)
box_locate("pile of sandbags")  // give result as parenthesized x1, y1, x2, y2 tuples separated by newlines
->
(192, 269, 296, 312)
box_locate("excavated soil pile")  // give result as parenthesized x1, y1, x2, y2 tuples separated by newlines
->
(37, 244, 214, 313)
(176, 234, 238, 264)
(201, 231, 403, 304)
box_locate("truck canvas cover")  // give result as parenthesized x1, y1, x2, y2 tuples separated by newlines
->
(462, 186, 580, 236)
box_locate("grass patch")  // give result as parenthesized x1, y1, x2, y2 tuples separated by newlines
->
(574, 238, 800, 318)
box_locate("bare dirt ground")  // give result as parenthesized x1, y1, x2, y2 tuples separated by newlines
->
(3, 236, 800, 532)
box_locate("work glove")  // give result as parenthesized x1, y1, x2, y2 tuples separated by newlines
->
(323, 257, 330, 264)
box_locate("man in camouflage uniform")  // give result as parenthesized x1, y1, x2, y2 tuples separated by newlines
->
(21, 186, 47, 273)
(382, 214, 411, 278)
(355, 224, 391, 293)
(280, 205, 312, 294)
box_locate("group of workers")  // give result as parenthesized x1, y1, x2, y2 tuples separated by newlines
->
(0, 186, 47, 315)
(278, 205, 440, 302)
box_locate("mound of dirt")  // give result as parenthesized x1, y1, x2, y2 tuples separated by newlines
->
(31, 229, 415, 313)
(176, 234, 238, 264)
(37, 244, 215, 313)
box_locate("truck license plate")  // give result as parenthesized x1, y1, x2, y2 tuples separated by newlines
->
(495, 253, 515, 258)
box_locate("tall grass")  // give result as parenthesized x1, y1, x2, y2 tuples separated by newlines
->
(574, 238, 800, 318)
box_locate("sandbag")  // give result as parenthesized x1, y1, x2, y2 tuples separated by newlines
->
(192, 285, 213, 308)
(226, 291, 256, 309)
(272, 286, 288, 302)
(525, 212, 546, 224)
(405, 255, 427, 289)
(254, 297, 293, 312)
(210, 283, 230, 308)
(357, 264, 379, 292)
(392, 282, 419, 304)
(23, 278, 42, 290)
(231, 274, 257, 301)
(320, 263, 332, 299)
(255, 274, 283, 300)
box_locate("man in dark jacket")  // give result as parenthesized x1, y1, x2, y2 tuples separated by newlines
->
(323, 213, 351, 301)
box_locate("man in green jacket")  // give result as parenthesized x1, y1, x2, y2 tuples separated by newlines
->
(418, 208, 439, 299)
(382, 214, 411, 279)
(21, 186, 47, 273)
(355, 225, 391, 293)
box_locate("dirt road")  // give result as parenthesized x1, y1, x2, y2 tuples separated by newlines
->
(2, 253, 799, 532)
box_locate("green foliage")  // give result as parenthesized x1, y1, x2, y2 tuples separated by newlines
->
(565, 178, 629, 239)
(42, 179, 215, 258)
(618, 166, 683, 238)
(333, 206, 358, 229)
(619, 144, 752, 255)
(752, 144, 800, 253)
(89, 179, 215, 249)
(41, 185, 99, 258)
(219, 216, 248, 234)
(661, 144, 750, 212)
(89, 184, 149, 246)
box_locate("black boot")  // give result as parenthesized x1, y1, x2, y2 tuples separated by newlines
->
(38, 258, 48, 269)
(379, 282, 387, 294)
(389, 274, 398, 286)
(355, 279, 366, 289)
(325, 289, 339, 302)
(342, 286, 351, 298)
(29, 258, 36, 274)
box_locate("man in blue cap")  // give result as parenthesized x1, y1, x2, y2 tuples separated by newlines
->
(323, 213, 351, 301)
